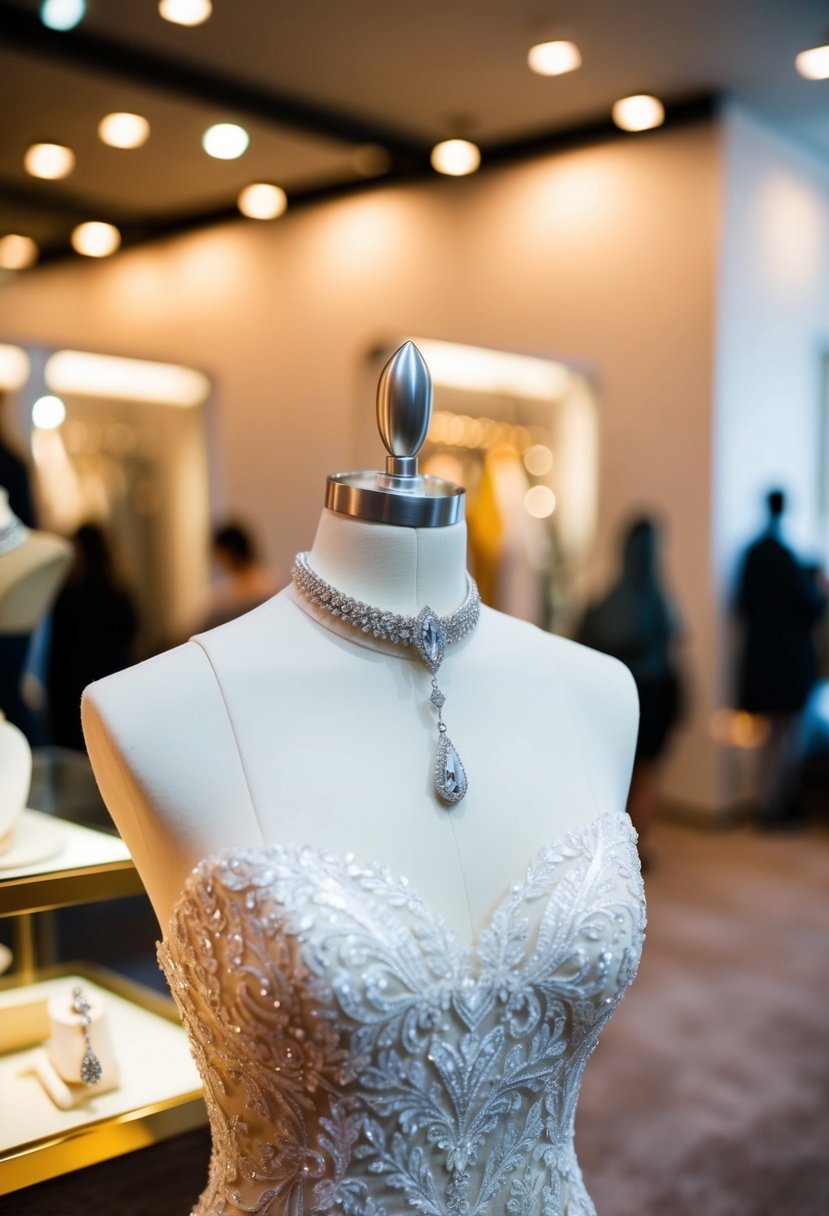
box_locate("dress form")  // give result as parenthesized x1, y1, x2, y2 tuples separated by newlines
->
(0, 490, 71, 842)
(0, 489, 72, 634)
(82, 346, 638, 936)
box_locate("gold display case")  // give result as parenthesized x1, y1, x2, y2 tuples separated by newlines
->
(0, 795, 206, 1195)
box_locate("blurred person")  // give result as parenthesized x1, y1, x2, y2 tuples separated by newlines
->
(47, 523, 138, 750)
(197, 520, 278, 632)
(735, 489, 826, 824)
(0, 394, 39, 739)
(578, 516, 684, 865)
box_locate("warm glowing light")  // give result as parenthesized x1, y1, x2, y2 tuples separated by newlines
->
(527, 40, 581, 76)
(0, 345, 31, 390)
(24, 143, 75, 180)
(158, 0, 212, 25)
(98, 112, 150, 149)
(71, 221, 121, 257)
(40, 0, 85, 29)
(709, 709, 770, 749)
(202, 122, 249, 160)
(523, 444, 554, 476)
(430, 139, 481, 177)
(237, 183, 287, 220)
(524, 485, 557, 518)
(611, 94, 665, 132)
(46, 350, 211, 407)
(795, 44, 829, 79)
(413, 337, 570, 400)
(32, 395, 66, 430)
(0, 235, 39, 270)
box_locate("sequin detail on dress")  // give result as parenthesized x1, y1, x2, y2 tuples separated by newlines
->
(158, 812, 645, 1216)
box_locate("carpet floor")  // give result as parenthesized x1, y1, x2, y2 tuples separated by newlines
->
(576, 816, 829, 1216)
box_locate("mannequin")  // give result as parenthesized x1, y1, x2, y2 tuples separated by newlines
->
(82, 343, 642, 1216)
(82, 350, 637, 934)
(0, 489, 72, 635)
(0, 490, 71, 844)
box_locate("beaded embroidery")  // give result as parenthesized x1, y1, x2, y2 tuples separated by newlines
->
(158, 812, 645, 1216)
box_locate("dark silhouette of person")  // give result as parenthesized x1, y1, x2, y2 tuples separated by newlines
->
(578, 516, 684, 866)
(47, 524, 138, 750)
(735, 488, 826, 821)
(196, 520, 277, 632)
(0, 391, 40, 740)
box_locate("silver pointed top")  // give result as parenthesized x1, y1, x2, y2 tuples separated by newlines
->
(376, 341, 433, 463)
(324, 340, 465, 527)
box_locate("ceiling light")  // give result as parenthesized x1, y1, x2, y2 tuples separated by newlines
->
(0, 346, 31, 390)
(71, 222, 121, 258)
(237, 183, 288, 220)
(158, 0, 212, 26)
(430, 139, 481, 177)
(795, 43, 829, 80)
(46, 351, 210, 407)
(40, 0, 85, 30)
(527, 40, 582, 77)
(32, 395, 66, 430)
(24, 142, 75, 180)
(611, 94, 665, 132)
(0, 235, 39, 270)
(202, 123, 249, 160)
(98, 112, 150, 149)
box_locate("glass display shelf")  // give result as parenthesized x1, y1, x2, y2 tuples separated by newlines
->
(0, 965, 205, 1194)
(0, 809, 143, 919)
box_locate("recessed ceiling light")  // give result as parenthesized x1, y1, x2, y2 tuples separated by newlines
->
(611, 94, 665, 132)
(159, 0, 212, 26)
(430, 139, 481, 177)
(0, 235, 39, 270)
(24, 142, 75, 180)
(527, 40, 582, 77)
(98, 112, 150, 149)
(32, 395, 66, 430)
(202, 123, 249, 160)
(71, 222, 121, 258)
(40, 0, 85, 30)
(237, 183, 288, 220)
(795, 43, 829, 79)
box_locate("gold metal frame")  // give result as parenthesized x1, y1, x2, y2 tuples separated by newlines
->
(0, 963, 206, 1194)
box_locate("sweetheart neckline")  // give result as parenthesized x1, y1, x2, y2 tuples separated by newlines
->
(162, 808, 639, 953)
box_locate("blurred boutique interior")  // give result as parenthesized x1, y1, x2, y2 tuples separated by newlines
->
(0, 1, 828, 1212)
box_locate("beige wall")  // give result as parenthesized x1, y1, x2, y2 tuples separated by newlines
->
(0, 122, 720, 805)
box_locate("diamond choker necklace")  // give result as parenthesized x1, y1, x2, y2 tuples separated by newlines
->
(292, 551, 480, 806)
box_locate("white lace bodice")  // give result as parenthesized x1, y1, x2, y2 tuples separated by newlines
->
(158, 811, 645, 1216)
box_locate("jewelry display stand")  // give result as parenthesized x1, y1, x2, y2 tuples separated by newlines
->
(0, 814, 205, 1195)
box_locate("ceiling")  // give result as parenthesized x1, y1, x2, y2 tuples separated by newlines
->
(1, 0, 828, 263)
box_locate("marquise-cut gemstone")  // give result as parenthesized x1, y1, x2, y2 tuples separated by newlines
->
(414, 607, 446, 673)
(435, 734, 467, 805)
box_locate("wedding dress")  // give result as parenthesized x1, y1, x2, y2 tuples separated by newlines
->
(158, 810, 645, 1216)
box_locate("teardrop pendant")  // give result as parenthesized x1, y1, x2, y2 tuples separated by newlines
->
(81, 1047, 102, 1086)
(435, 732, 468, 805)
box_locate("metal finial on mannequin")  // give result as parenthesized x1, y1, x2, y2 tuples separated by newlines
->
(325, 340, 465, 528)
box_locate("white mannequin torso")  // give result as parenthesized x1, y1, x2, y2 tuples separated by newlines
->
(82, 511, 638, 936)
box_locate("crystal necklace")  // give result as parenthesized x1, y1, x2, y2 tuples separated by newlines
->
(292, 550, 480, 806)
